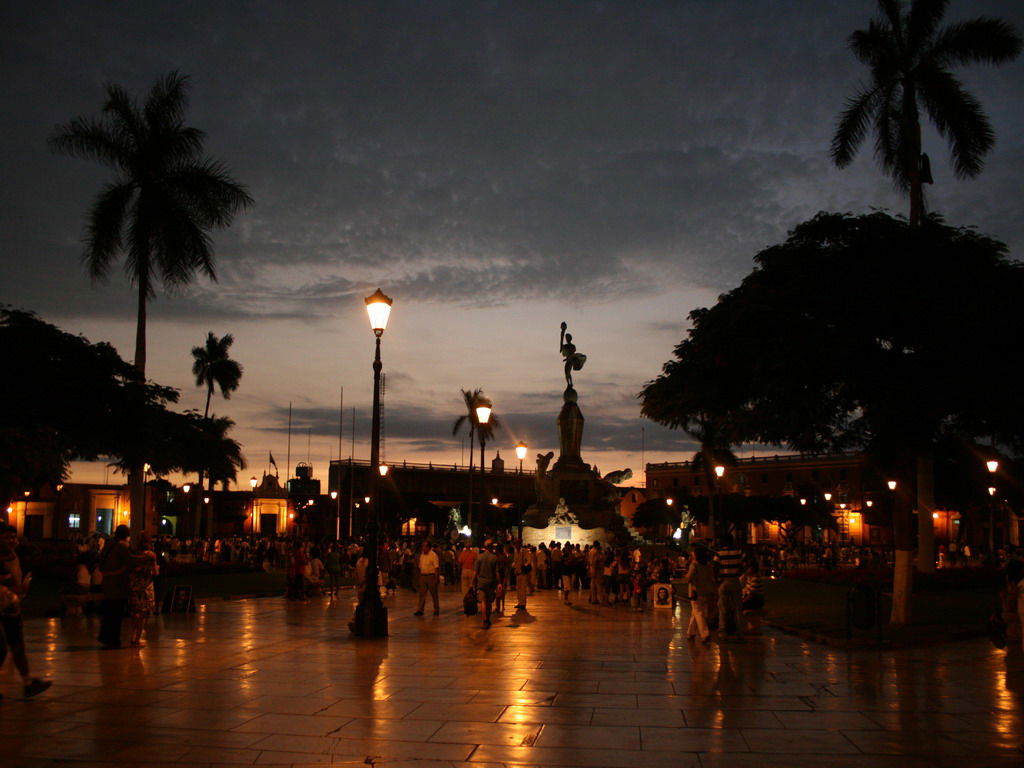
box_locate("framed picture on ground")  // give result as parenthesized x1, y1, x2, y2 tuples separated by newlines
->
(169, 584, 194, 613)
(652, 583, 673, 609)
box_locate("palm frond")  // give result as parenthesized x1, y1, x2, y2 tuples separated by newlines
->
(83, 182, 135, 282)
(146, 71, 191, 129)
(48, 116, 129, 167)
(831, 85, 882, 167)
(907, 0, 948, 50)
(918, 66, 994, 178)
(929, 18, 1023, 67)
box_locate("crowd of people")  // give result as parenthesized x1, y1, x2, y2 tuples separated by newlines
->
(4, 524, 1022, 703)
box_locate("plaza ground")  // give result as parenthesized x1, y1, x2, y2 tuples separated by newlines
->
(2, 585, 1022, 768)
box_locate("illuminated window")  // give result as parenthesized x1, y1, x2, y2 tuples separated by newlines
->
(401, 518, 418, 537)
(68, 513, 81, 529)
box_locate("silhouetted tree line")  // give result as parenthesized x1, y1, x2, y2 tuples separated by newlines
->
(0, 308, 244, 502)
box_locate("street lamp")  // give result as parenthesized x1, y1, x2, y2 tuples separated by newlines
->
(515, 441, 528, 540)
(330, 490, 339, 539)
(986, 460, 999, 474)
(711, 465, 725, 542)
(352, 288, 392, 637)
(468, 400, 492, 540)
(379, 464, 389, 477)
(249, 476, 258, 539)
(887, 480, 897, 490)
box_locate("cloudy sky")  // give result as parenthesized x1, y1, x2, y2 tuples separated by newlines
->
(2, 1, 1023, 488)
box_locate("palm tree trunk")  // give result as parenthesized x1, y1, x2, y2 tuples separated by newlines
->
(907, 102, 924, 227)
(193, 471, 205, 540)
(128, 279, 148, 536)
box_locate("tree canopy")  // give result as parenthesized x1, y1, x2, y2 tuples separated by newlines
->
(640, 212, 1024, 469)
(0, 308, 244, 501)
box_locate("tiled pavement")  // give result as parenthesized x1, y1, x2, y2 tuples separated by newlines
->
(2, 585, 1022, 768)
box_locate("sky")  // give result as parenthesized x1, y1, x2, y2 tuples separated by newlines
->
(2, 1, 1023, 490)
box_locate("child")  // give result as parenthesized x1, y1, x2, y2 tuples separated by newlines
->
(495, 580, 506, 615)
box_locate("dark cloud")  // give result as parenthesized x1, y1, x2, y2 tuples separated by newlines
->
(5, 1, 1022, 324)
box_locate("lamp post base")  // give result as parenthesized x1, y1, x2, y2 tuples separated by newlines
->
(350, 598, 389, 637)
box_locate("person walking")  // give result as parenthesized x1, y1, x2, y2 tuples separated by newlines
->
(0, 524, 52, 699)
(715, 534, 744, 640)
(457, 544, 477, 599)
(587, 542, 602, 604)
(324, 544, 342, 595)
(512, 540, 530, 611)
(473, 540, 502, 628)
(98, 524, 132, 648)
(414, 539, 441, 616)
(127, 532, 158, 647)
(560, 545, 577, 605)
(536, 543, 549, 589)
(685, 546, 716, 643)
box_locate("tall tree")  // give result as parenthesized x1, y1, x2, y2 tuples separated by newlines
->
(451, 388, 502, 533)
(190, 331, 242, 536)
(192, 332, 242, 419)
(452, 388, 485, 472)
(50, 71, 252, 532)
(641, 212, 1024, 624)
(831, 0, 1020, 574)
(831, 0, 1021, 227)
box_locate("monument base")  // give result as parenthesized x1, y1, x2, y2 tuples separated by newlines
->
(521, 523, 612, 547)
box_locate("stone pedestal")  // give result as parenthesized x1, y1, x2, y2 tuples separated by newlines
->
(523, 386, 629, 541)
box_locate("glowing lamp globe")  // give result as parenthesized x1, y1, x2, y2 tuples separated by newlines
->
(364, 288, 393, 334)
(475, 404, 492, 425)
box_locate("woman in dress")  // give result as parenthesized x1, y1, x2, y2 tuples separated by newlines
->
(128, 532, 158, 647)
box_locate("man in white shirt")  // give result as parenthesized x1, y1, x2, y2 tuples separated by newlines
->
(414, 539, 441, 616)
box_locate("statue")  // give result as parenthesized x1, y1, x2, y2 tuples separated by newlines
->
(602, 468, 633, 486)
(559, 321, 587, 389)
(551, 498, 577, 526)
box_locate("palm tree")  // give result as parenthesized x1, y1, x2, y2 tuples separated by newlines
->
(831, 0, 1021, 226)
(451, 388, 484, 471)
(192, 332, 243, 419)
(451, 388, 503, 535)
(190, 331, 242, 537)
(831, 0, 1020, 609)
(50, 71, 252, 532)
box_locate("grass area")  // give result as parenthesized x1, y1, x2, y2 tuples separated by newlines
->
(763, 576, 998, 645)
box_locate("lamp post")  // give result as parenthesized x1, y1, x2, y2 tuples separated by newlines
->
(986, 459, 999, 553)
(469, 401, 491, 541)
(352, 288, 392, 637)
(712, 464, 725, 542)
(515, 441, 527, 541)
(331, 490, 339, 540)
(249, 476, 258, 540)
